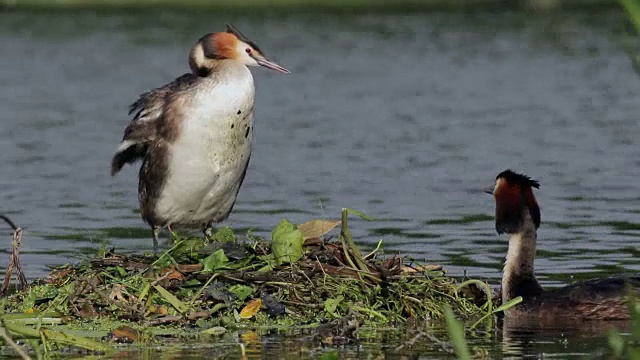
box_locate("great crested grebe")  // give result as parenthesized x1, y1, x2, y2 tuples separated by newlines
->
(110, 24, 289, 253)
(484, 170, 640, 320)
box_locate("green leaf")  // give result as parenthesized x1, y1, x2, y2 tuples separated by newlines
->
(257, 254, 276, 272)
(621, 0, 640, 34)
(210, 227, 236, 243)
(608, 330, 626, 357)
(324, 296, 343, 317)
(229, 285, 254, 301)
(271, 219, 304, 265)
(138, 283, 151, 302)
(172, 238, 206, 259)
(494, 296, 523, 313)
(343, 208, 374, 221)
(115, 266, 127, 277)
(469, 296, 523, 330)
(319, 350, 339, 360)
(3, 321, 113, 353)
(629, 348, 640, 360)
(201, 326, 226, 336)
(444, 306, 471, 360)
(200, 249, 229, 272)
(630, 297, 640, 342)
(258, 264, 274, 272)
(225, 255, 255, 270)
(153, 285, 188, 313)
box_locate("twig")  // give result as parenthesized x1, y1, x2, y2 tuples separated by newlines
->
(297, 268, 314, 288)
(188, 273, 219, 306)
(149, 272, 172, 286)
(146, 315, 182, 326)
(0, 215, 18, 231)
(339, 209, 380, 285)
(279, 300, 322, 308)
(338, 210, 362, 277)
(363, 239, 384, 260)
(395, 330, 455, 354)
(1, 215, 27, 296)
(146, 308, 222, 326)
(394, 330, 424, 351)
(85, 278, 140, 316)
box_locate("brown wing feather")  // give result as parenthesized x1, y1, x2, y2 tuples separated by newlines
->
(110, 73, 200, 176)
(536, 276, 640, 321)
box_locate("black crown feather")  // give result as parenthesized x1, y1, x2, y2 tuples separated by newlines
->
(496, 170, 540, 189)
(225, 23, 264, 55)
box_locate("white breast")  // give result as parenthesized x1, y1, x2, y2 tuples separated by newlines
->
(155, 63, 256, 227)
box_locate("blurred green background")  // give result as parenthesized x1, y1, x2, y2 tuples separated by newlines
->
(0, 0, 622, 11)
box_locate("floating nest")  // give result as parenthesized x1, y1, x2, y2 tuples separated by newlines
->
(0, 209, 490, 355)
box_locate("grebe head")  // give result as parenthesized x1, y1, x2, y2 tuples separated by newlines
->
(189, 23, 290, 76)
(484, 170, 541, 234)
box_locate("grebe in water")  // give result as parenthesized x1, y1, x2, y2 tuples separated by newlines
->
(485, 170, 640, 320)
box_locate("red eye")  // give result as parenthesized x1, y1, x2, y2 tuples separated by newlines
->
(245, 48, 252, 54)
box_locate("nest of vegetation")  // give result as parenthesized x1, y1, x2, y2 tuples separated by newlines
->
(0, 210, 490, 355)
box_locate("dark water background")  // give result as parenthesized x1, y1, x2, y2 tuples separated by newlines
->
(0, 7, 639, 358)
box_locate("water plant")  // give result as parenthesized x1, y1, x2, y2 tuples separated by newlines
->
(608, 298, 640, 359)
(0, 209, 493, 357)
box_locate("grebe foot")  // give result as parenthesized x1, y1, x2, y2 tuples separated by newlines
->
(152, 226, 161, 255)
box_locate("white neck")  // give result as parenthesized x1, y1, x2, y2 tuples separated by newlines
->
(501, 211, 540, 304)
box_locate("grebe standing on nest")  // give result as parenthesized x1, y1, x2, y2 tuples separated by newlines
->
(110, 24, 290, 253)
(484, 170, 640, 321)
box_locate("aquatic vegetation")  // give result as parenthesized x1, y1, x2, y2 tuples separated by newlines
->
(608, 298, 640, 359)
(0, 209, 495, 356)
(621, 0, 640, 31)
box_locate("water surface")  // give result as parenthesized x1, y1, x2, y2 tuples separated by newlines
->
(0, 8, 639, 358)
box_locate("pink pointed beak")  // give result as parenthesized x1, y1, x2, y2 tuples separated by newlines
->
(256, 57, 290, 74)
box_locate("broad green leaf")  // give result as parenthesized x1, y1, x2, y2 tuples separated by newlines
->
(298, 219, 340, 240)
(271, 219, 304, 265)
(229, 285, 254, 301)
(172, 238, 206, 258)
(210, 227, 236, 243)
(324, 296, 343, 317)
(153, 285, 188, 313)
(200, 249, 229, 272)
